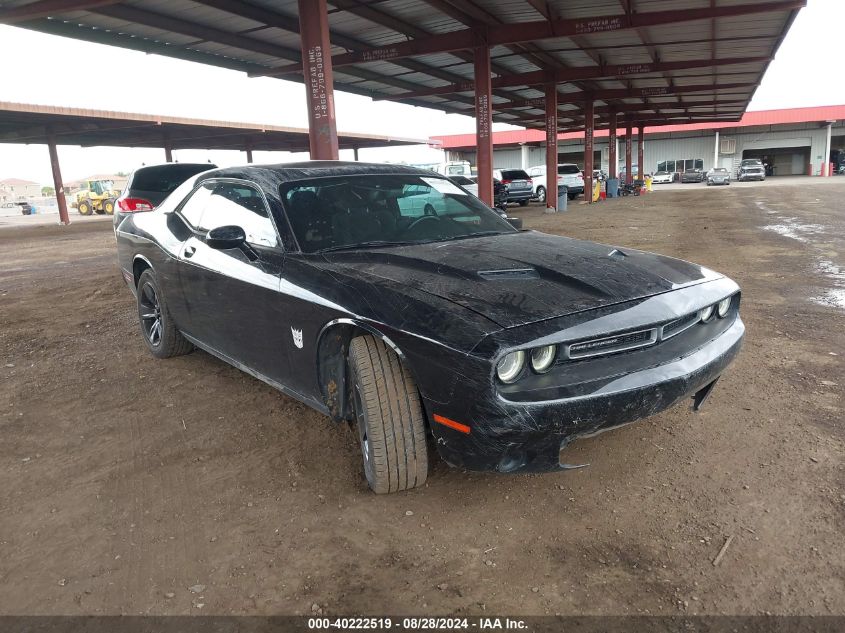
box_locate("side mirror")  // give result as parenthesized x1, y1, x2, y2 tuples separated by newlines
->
(206, 225, 246, 250)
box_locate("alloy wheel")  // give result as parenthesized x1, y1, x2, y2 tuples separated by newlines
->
(139, 282, 163, 347)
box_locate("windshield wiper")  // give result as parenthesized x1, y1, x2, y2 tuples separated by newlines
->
(318, 240, 418, 253)
(435, 230, 510, 243)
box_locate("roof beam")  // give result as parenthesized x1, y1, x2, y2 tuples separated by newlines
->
(509, 99, 749, 123)
(0, 0, 120, 24)
(255, 1, 804, 76)
(496, 82, 758, 112)
(90, 4, 483, 114)
(193, 0, 474, 87)
(372, 57, 767, 100)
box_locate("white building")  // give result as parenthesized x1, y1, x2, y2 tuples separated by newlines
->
(432, 105, 845, 179)
(0, 178, 41, 203)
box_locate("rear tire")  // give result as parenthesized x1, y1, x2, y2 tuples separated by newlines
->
(536, 186, 546, 203)
(103, 199, 115, 215)
(518, 200, 528, 207)
(348, 335, 428, 494)
(136, 269, 193, 359)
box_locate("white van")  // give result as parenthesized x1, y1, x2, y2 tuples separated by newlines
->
(527, 164, 585, 201)
(436, 161, 473, 177)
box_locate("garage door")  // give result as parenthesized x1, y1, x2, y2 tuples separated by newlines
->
(742, 138, 811, 176)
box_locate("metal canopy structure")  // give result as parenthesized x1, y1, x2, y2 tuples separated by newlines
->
(0, 101, 424, 152)
(2, 0, 805, 212)
(0, 101, 424, 224)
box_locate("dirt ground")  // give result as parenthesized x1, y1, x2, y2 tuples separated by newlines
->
(1, 180, 843, 616)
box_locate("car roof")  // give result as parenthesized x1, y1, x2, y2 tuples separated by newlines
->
(134, 162, 215, 171)
(200, 161, 446, 184)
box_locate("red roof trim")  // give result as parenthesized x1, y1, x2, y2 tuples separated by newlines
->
(430, 105, 845, 149)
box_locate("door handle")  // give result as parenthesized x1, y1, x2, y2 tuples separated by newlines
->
(183, 245, 196, 258)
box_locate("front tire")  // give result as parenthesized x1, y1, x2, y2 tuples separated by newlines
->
(78, 200, 92, 216)
(348, 335, 428, 494)
(535, 186, 546, 203)
(136, 269, 193, 359)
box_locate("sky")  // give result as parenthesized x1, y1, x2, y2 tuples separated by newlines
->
(0, 0, 843, 186)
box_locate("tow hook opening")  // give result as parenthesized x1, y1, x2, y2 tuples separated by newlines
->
(692, 377, 720, 412)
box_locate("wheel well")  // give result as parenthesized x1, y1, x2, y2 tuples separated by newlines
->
(132, 257, 151, 288)
(316, 323, 423, 424)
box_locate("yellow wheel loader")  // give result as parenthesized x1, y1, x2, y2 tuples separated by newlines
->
(73, 180, 120, 216)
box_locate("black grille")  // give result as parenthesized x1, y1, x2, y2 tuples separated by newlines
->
(568, 329, 655, 359)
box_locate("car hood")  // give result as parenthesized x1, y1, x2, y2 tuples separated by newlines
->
(320, 231, 720, 328)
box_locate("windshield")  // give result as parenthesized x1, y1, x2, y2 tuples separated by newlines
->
(281, 174, 517, 254)
(132, 164, 214, 193)
(90, 181, 109, 195)
(557, 165, 580, 175)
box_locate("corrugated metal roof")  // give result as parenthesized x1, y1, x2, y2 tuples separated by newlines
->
(1, 0, 804, 128)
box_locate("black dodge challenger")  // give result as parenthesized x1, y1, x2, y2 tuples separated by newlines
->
(115, 162, 744, 494)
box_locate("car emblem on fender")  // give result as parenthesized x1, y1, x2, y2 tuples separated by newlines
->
(291, 327, 304, 349)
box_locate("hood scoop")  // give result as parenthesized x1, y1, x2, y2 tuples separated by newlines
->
(477, 268, 540, 281)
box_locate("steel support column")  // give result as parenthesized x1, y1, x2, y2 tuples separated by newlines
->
(824, 123, 832, 176)
(164, 142, 173, 163)
(246, 148, 254, 163)
(353, 146, 359, 162)
(714, 131, 720, 170)
(544, 82, 558, 211)
(474, 42, 493, 206)
(625, 121, 633, 185)
(584, 100, 594, 203)
(608, 110, 617, 180)
(637, 126, 644, 180)
(47, 135, 69, 225)
(298, 0, 338, 160)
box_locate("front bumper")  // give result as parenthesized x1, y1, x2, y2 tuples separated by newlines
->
(430, 317, 744, 473)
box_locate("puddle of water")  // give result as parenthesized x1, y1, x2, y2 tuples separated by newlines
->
(812, 260, 845, 310)
(762, 218, 825, 242)
(813, 289, 845, 309)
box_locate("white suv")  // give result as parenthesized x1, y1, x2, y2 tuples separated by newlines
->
(527, 164, 585, 202)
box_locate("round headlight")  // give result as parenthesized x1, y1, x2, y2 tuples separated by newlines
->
(496, 350, 526, 384)
(530, 345, 557, 373)
(717, 297, 731, 318)
(699, 305, 714, 322)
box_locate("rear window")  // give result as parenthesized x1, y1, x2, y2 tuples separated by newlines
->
(557, 165, 580, 175)
(131, 164, 214, 193)
(500, 169, 529, 180)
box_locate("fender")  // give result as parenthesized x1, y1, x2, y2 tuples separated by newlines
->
(315, 317, 422, 423)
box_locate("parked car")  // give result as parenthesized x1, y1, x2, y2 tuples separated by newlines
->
(737, 159, 766, 182)
(706, 167, 731, 186)
(651, 171, 674, 184)
(16, 201, 35, 215)
(448, 175, 478, 198)
(681, 168, 704, 183)
(115, 162, 744, 494)
(527, 164, 584, 202)
(115, 163, 217, 227)
(493, 168, 533, 206)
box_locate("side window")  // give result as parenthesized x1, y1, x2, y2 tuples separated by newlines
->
(198, 183, 278, 247)
(179, 183, 214, 228)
